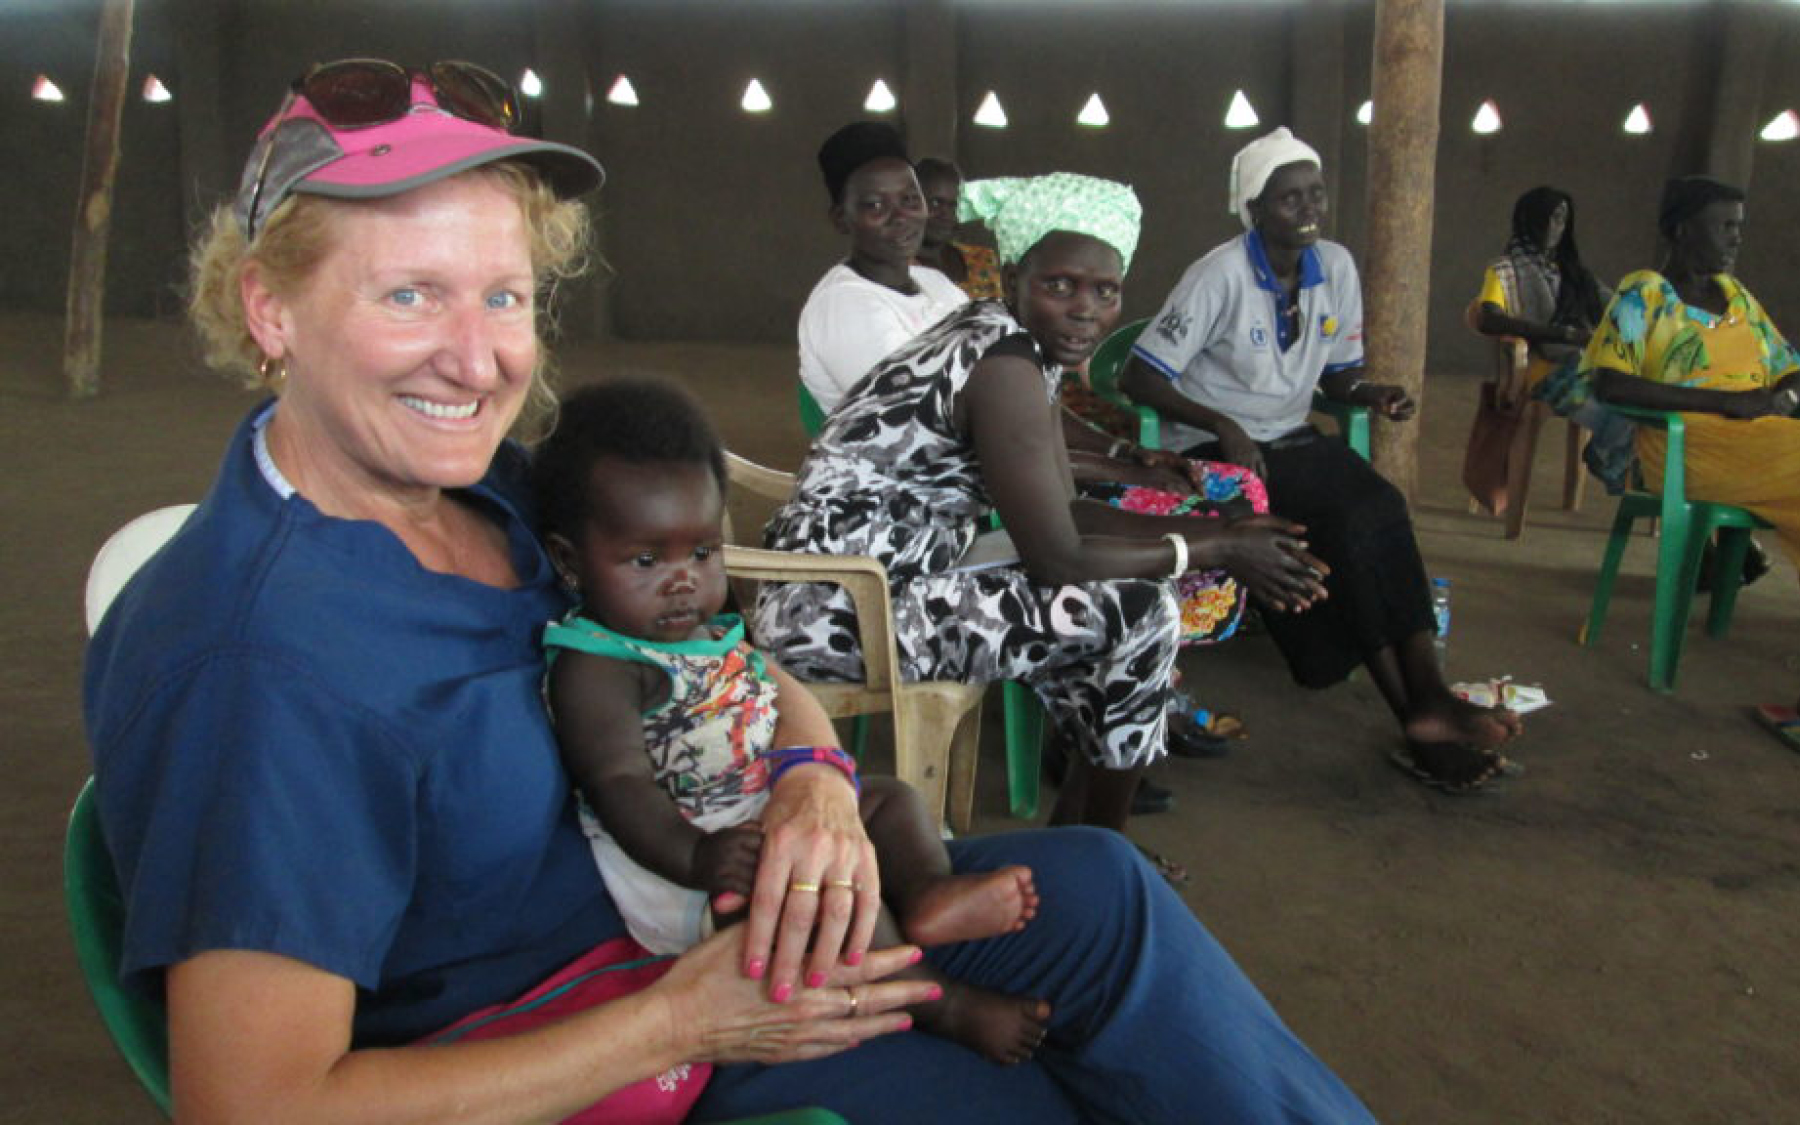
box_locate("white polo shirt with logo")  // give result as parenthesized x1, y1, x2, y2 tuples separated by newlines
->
(1131, 231, 1364, 450)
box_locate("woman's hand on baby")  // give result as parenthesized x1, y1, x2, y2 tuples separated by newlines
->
(743, 765, 882, 1004)
(698, 824, 764, 921)
(1216, 515, 1330, 612)
(659, 925, 931, 1066)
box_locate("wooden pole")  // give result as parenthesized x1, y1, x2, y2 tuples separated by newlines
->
(900, 0, 957, 163)
(1362, 0, 1442, 502)
(64, 0, 135, 399)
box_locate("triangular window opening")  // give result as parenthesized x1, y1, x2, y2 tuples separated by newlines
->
(864, 79, 896, 114)
(1760, 109, 1798, 142)
(1224, 90, 1259, 130)
(1472, 99, 1503, 135)
(973, 90, 1007, 129)
(606, 75, 639, 108)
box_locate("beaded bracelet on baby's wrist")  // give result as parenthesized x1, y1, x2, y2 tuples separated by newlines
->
(765, 745, 861, 796)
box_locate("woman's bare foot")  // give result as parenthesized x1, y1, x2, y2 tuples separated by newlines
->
(900, 866, 1038, 948)
(1405, 690, 1522, 749)
(917, 983, 1051, 1066)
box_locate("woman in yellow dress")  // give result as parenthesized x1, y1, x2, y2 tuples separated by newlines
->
(1584, 176, 1800, 734)
(1583, 175, 1800, 568)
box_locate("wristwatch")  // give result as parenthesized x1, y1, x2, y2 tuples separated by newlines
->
(1773, 386, 1800, 416)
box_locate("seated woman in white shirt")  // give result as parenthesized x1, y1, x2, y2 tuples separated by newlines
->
(798, 122, 968, 414)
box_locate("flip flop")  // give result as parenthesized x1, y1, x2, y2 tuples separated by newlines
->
(1135, 845, 1190, 887)
(1753, 704, 1800, 753)
(1388, 744, 1523, 795)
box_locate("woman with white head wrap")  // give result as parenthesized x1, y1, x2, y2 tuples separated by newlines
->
(1120, 129, 1526, 794)
(1227, 126, 1321, 231)
(759, 171, 1327, 839)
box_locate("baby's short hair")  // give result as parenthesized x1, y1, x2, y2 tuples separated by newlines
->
(533, 378, 727, 542)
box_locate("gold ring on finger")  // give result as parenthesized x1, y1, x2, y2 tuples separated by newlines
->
(827, 878, 858, 890)
(845, 988, 860, 1017)
(788, 881, 821, 894)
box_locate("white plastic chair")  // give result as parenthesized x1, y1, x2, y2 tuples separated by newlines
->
(84, 505, 197, 635)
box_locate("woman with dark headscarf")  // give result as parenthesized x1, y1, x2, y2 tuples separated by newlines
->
(1475, 186, 1611, 396)
(797, 123, 967, 415)
(1581, 175, 1800, 725)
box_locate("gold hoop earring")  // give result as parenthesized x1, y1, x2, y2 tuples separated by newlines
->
(258, 354, 288, 388)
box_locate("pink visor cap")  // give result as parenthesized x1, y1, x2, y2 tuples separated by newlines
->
(233, 77, 604, 239)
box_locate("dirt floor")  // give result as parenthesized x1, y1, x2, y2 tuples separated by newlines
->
(4, 310, 1798, 1124)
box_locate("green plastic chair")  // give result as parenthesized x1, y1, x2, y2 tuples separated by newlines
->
(797, 382, 829, 438)
(65, 778, 849, 1124)
(1086, 317, 1371, 460)
(1085, 319, 1165, 448)
(66, 778, 173, 1116)
(798, 383, 1048, 819)
(1579, 405, 1771, 693)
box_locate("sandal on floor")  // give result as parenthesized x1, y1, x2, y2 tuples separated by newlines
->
(1136, 845, 1190, 887)
(1753, 704, 1800, 753)
(1388, 743, 1522, 795)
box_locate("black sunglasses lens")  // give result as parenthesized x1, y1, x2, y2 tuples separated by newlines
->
(430, 61, 518, 132)
(301, 60, 411, 129)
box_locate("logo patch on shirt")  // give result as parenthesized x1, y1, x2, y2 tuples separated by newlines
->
(1249, 323, 1269, 348)
(1156, 309, 1191, 344)
(1320, 315, 1339, 339)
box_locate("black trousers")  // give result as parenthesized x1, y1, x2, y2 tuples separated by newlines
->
(1185, 428, 1436, 688)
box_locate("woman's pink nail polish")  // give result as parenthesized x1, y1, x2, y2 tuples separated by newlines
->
(845, 949, 863, 966)
(908, 947, 924, 965)
(747, 958, 765, 980)
(771, 983, 792, 1004)
(897, 1015, 913, 1030)
(927, 985, 943, 1001)
(806, 971, 826, 989)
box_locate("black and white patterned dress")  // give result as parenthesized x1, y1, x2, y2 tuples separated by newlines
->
(754, 302, 1179, 769)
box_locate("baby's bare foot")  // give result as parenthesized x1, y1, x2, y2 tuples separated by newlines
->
(902, 865, 1037, 948)
(919, 984, 1051, 1066)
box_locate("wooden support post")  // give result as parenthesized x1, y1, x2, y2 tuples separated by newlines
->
(534, 0, 609, 340)
(900, 0, 957, 163)
(64, 0, 135, 400)
(1703, 0, 1780, 190)
(1362, 0, 1442, 502)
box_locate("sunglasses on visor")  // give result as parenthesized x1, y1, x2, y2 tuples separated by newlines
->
(239, 59, 521, 240)
(297, 59, 520, 132)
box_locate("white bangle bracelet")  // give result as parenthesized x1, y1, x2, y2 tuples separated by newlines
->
(1163, 532, 1189, 578)
(1108, 439, 1132, 459)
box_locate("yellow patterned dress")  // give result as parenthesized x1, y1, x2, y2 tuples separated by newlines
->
(1583, 269, 1800, 566)
(950, 242, 1004, 302)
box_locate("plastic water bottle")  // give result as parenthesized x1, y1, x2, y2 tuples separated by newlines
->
(1170, 688, 1212, 730)
(1431, 578, 1452, 670)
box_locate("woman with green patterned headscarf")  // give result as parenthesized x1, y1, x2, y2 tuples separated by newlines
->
(757, 172, 1328, 845)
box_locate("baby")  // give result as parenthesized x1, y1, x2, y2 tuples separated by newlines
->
(533, 378, 1048, 1064)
